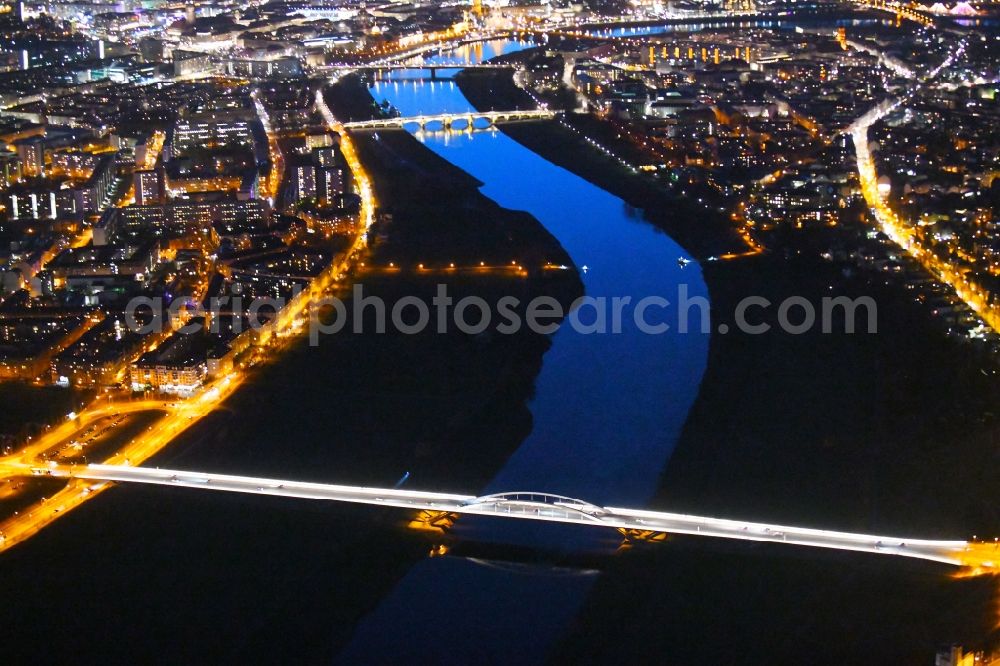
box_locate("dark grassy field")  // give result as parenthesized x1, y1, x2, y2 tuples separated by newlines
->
(0, 382, 87, 440)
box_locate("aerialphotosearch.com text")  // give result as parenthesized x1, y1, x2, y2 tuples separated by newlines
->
(124, 283, 878, 344)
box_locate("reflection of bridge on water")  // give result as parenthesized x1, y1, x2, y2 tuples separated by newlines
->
(50, 464, 998, 569)
(342, 109, 557, 132)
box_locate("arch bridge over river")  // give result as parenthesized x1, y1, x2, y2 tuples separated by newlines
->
(341, 109, 556, 131)
(43, 464, 998, 571)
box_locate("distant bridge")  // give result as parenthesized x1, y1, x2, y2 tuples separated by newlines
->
(342, 109, 556, 131)
(363, 63, 513, 76)
(49, 464, 997, 569)
(324, 63, 514, 80)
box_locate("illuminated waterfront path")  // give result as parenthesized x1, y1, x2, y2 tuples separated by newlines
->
(39, 463, 997, 569)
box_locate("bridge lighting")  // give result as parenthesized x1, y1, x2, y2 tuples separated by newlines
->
(39, 463, 997, 571)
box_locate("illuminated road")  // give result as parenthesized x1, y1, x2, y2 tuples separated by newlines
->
(34, 463, 996, 569)
(251, 88, 284, 204)
(848, 39, 999, 331)
(117, 130, 165, 207)
(0, 378, 242, 552)
(315, 88, 376, 236)
(2, 399, 170, 465)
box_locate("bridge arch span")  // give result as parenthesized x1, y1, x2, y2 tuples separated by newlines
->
(464, 492, 610, 524)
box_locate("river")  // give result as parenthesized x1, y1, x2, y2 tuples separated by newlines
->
(339, 39, 711, 662)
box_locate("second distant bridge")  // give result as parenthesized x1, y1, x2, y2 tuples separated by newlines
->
(342, 109, 556, 131)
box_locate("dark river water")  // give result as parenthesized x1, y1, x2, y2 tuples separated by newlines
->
(370, 40, 710, 507)
(340, 39, 708, 663)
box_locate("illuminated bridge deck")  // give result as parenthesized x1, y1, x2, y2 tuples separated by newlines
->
(342, 109, 556, 131)
(48, 464, 998, 569)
